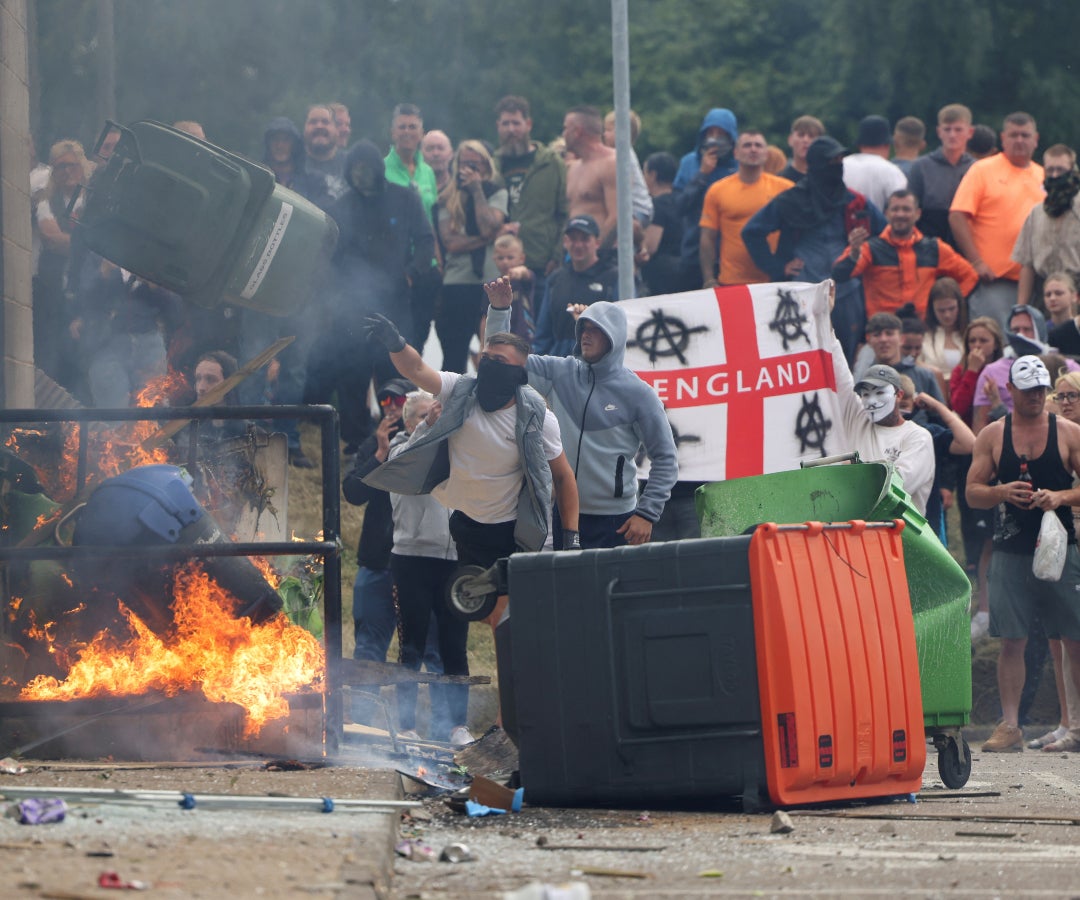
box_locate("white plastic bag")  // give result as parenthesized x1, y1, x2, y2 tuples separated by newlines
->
(1033, 510, 1068, 582)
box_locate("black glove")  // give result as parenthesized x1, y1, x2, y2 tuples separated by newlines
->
(561, 529, 581, 551)
(361, 313, 407, 353)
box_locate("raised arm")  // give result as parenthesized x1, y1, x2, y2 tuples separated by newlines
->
(361, 313, 443, 395)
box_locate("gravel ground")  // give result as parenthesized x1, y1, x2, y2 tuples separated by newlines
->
(3, 730, 1080, 899)
(390, 731, 1080, 899)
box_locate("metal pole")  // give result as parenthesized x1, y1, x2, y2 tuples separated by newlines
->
(96, 0, 116, 125)
(611, 0, 636, 300)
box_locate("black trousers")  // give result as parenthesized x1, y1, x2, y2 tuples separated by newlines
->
(391, 554, 468, 734)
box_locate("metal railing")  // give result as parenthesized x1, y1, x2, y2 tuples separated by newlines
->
(0, 403, 344, 750)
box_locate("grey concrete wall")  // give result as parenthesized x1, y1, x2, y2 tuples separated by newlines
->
(0, 0, 34, 408)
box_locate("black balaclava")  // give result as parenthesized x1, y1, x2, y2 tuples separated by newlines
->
(476, 356, 527, 412)
(1044, 167, 1080, 218)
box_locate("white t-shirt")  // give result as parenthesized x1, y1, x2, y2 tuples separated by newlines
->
(831, 338, 936, 514)
(431, 371, 562, 524)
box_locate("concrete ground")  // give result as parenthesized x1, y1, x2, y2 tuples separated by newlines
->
(3, 728, 1079, 899)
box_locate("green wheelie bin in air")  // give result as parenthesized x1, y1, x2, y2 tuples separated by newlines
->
(73, 120, 337, 317)
(696, 454, 973, 788)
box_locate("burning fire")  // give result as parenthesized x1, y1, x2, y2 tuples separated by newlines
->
(5, 370, 189, 501)
(19, 562, 324, 737)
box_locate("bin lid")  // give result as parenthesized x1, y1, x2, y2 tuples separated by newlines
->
(76, 121, 275, 295)
(696, 462, 898, 538)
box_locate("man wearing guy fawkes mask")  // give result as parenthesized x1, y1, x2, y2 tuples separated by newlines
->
(359, 312, 581, 585)
(306, 139, 436, 454)
(1014, 144, 1080, 307)
(828, 322, 936, 514)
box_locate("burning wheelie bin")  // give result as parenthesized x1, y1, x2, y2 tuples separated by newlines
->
(696, 455, 973, 788)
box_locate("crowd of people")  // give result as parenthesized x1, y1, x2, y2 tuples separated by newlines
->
(27, 96, 1080, 753)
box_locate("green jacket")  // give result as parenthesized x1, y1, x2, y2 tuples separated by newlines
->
(384, 147, 438, 223)
(494, 141, 568, 272)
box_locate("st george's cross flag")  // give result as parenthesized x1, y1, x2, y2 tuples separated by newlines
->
(620, 281, 848, 482)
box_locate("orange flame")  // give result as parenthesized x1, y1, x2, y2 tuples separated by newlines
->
(19, 563, 324, 737)
(250, 556, 281, 590)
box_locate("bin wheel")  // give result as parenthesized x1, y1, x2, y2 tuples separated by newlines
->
(445, 565, 498, 622)
(937, 734, 971, 789)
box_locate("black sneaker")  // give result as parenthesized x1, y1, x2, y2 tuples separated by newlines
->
(289, 449, 316, 469)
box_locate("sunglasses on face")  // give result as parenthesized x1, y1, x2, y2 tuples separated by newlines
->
(380, 395, 406, 409)
(1056, 392, 1080, 403)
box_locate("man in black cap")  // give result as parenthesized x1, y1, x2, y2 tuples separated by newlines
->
(533, 214, 620, 357)
(743, 136, 886, 362)
(843, 115, 909, 212)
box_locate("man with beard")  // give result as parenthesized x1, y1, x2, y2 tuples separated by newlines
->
(949, 112, 1044, 328)
(833, 189, 977, 317)
(1013, 145, 1080, 307)
(359, 312, 580, 576)
(305, 140, 436, 453)
(302, 104, 345, 195)
(493, 96, 568, 299)
(743, 135, 886, 362)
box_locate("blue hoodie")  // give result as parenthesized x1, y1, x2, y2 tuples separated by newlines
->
(673, 108, 739, 190)
(673, 109, 739, 272)
(486, 301, 678, 521)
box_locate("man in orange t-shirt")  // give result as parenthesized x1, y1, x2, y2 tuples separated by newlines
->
(949, 111, 1044, 328)
(699, 129, 794, 286)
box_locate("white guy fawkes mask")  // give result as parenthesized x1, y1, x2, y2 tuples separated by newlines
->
(857, 383, 897, 424)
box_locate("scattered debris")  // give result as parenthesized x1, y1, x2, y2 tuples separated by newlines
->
(955, 830, 1017, 838)
(770, 810, 795, 834)
(536, 843, 666, 852)
(13, 798, 66, 825)
(571, 865, 650, 879)
(699, 869, 724, 878)
(395, 838, 436, 862)
(98, 871, 150, 890)
(503, 882, 591, 899)
(0, 758, 28, 776)
(440, 842, 472, 863)
(469, 775, 523, 813)
(466, 799, 507, 817)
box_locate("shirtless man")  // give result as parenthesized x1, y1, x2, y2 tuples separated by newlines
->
(966, 355, 1080, 753)
(563, 105, 618, 245)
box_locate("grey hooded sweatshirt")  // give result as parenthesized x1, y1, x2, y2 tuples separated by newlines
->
(487, 301, 678, 521)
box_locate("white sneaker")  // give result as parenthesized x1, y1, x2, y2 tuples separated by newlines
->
(449, 725, 475, 748)
(970, 610, 990, 644)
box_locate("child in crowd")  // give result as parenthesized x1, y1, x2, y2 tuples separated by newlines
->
(478, 234, 535, 348)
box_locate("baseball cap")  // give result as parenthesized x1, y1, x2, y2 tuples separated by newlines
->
(855, 364, 902, 392)
(564, 214, 600, 238)
(1009, 355, 1051, 390)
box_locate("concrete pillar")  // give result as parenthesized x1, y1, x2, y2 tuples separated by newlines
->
(0, 0, 34, 408)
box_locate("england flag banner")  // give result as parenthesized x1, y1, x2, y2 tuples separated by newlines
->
(621, 281, 847, 482)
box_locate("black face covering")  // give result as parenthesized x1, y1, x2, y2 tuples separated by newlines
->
(1044, 168, 1080, 218)
(476, 356, 528, 412)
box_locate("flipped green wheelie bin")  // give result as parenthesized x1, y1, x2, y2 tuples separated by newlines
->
(696, 455, 973, 788)
(75, 120, 337, 317)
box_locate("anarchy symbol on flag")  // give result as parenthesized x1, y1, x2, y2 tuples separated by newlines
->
(619, 281, 846, 483)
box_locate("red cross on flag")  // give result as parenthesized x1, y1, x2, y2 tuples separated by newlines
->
(622, 281, 848, 482)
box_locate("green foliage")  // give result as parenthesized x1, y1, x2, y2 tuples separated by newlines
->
(275, 556, 324, 640)
(32, 0, 1080, 164)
